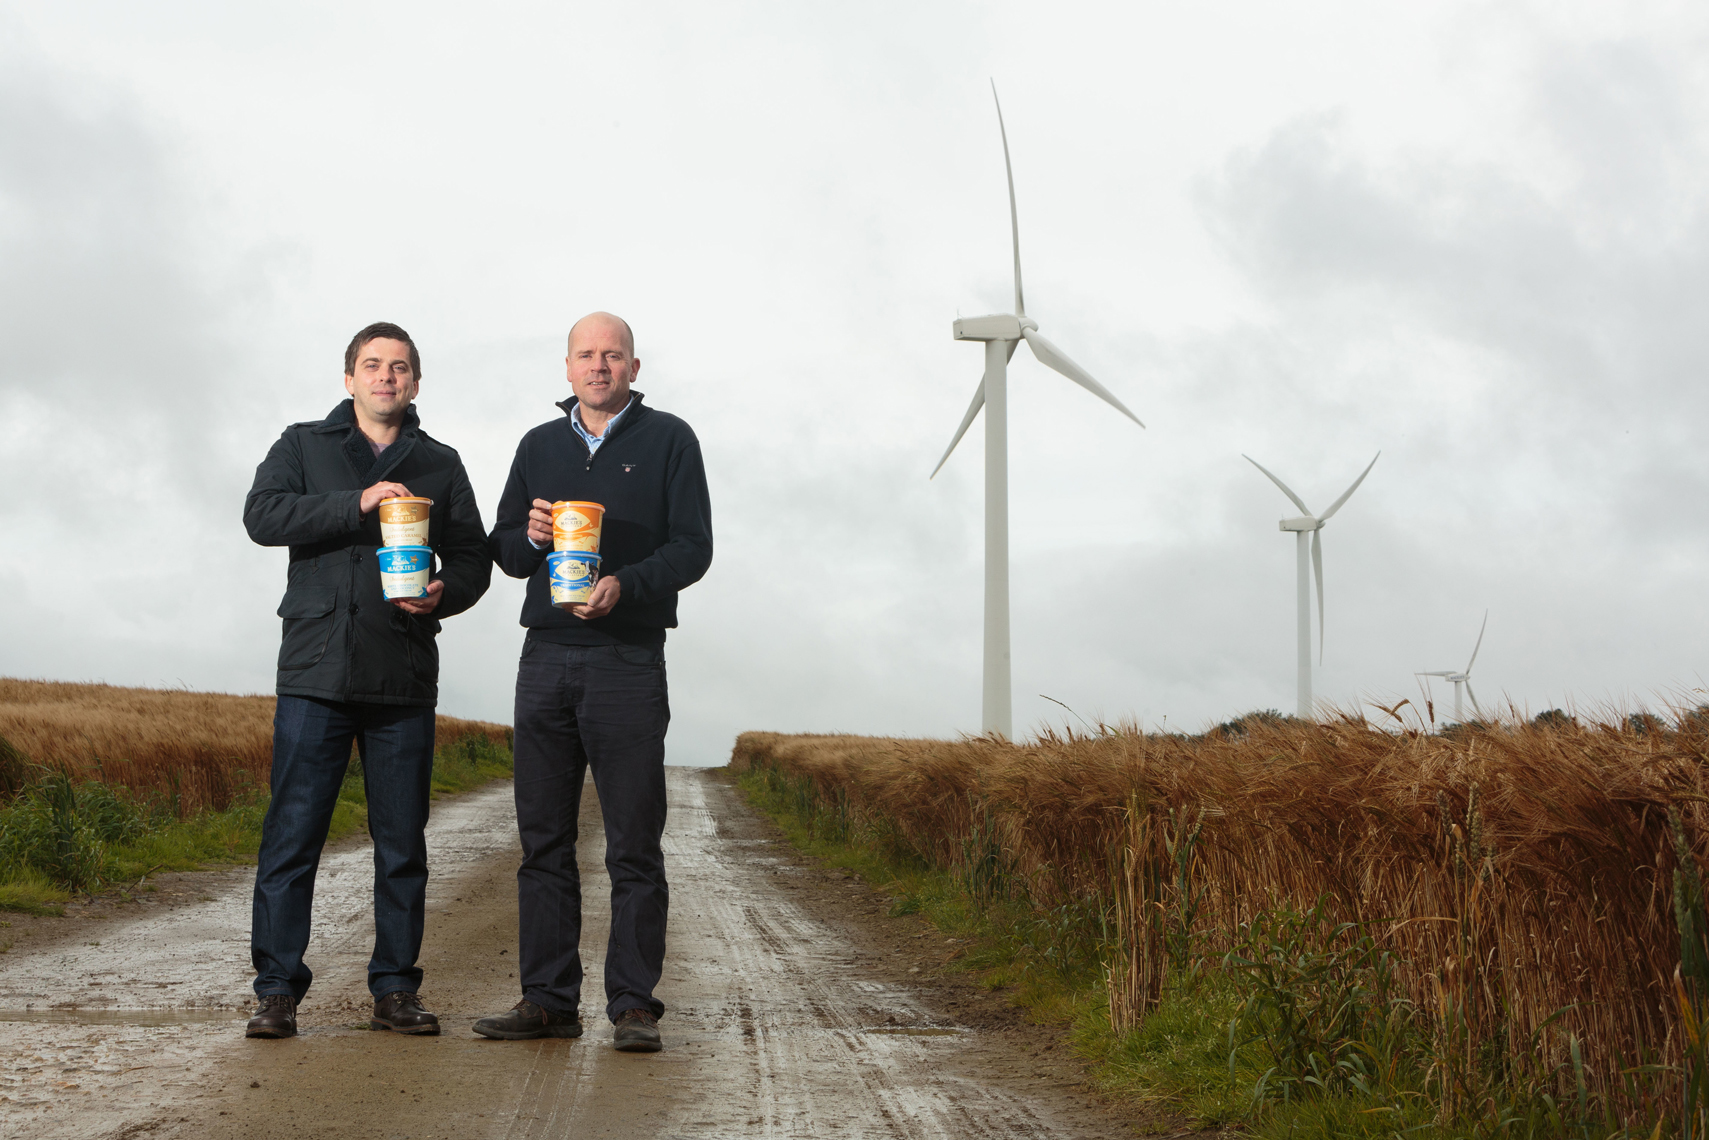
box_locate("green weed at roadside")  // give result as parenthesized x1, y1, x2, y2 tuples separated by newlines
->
(0, 737, 513, 912)
(1223, 898, 1415, 1106)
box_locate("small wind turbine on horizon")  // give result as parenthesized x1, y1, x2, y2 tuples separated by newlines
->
(1244, 452, 1380, 720)
(1418, 611, 1489, 724)
(931, 83, 1145, 739)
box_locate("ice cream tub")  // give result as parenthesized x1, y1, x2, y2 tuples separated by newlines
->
(378, 497, 433, 545)
(547, 550, 601, 607)
(377, 545, 433, 599)
(551, 501, 605, 553)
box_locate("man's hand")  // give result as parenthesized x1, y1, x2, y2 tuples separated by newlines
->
(527, 498, 555, 548)
(392, 578, 444, 615)
(569, 575, 620, 620)
(361, 481, 414, 516)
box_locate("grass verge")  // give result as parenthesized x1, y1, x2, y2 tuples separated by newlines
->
(0, 733, 513, 915)
(735, 762, 1250, 1133)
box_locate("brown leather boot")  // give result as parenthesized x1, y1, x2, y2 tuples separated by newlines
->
(472, 998, 583, 1040)
(245, 994, 297, 1039)
(612, 1008, 662, 1052)
(371, 991, 441, 1035)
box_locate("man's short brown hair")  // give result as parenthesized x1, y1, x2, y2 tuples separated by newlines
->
(345, 322, 421, 378)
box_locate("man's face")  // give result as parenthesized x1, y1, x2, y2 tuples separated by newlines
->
(344, 337, 418, 420)
(566, 320, 638, 414)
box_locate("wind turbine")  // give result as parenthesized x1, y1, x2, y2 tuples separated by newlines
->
(931, 84, 1145, 738)
(1243, 452, 1380, 720)
(1418, 611, 1488, 723)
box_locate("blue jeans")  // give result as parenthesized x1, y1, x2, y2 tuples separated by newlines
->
(251, 695, 436, 1002)
(512, 639, 670, 1023)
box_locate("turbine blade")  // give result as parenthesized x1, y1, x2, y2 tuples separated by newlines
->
(930, 377, 986, 479)
(1465, 681, 1484, 719)
(1318, 452, 1381, 521)
(1466, 609, 1488, 675)
(1242, 455, 1311, 516)
(1312, 528, 1325, 665)
(992, 80, 1024, 318)
(1417, 671, 1455, 678)
(1020, 328, 1145, 427)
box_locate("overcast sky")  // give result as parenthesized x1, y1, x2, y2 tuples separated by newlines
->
(4, 2, 1709, 763)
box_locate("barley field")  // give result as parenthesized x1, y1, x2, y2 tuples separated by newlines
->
(0, 678, 510, 815)
(731, 712, 1709, 1125)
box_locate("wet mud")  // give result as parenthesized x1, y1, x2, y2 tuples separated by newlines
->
(0, 770, 1148, 1138)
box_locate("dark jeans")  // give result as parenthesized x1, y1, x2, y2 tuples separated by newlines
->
(513, 639, 670, 1023)
(251, 695, 436, 1003)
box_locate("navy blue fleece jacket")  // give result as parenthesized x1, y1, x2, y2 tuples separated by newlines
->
(489, 392, 712, 646)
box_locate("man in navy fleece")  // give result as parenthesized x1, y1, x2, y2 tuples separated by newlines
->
(476, 312, 712, 1052)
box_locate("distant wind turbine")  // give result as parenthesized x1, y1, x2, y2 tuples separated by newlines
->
(931, 83, 1145, 738)
(1418, 611, 1488, 723)
(1243, 452, 1380, 720)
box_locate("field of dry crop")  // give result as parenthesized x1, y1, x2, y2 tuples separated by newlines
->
(731, 714, 1709, 1124)
(0, 678, 510, 815)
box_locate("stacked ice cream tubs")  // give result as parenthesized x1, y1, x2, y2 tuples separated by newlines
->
(547, 502, 604, 608)
(376, 497, 434, 599)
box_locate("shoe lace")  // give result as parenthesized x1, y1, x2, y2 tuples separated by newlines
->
(619, 1009, 657, 1028)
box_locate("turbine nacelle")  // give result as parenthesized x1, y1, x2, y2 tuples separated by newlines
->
(953, 314, 1037, 341)
(1279, 517, 1321, 532)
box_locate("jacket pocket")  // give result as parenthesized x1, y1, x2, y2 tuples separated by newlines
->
(277, 588, 338, 672)
(406, 618, 439, 681)
(389, 606, 440, 681)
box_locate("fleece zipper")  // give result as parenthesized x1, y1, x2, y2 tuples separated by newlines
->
(564, 398, 640, 473)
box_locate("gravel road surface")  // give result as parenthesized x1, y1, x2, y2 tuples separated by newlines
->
(0, 768, 1134, 1138)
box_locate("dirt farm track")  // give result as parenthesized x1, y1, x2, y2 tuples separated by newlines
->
(0, 768, 1137, 1139)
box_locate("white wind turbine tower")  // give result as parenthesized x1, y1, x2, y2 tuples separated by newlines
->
(1418, 611, 1489, 723)
(1244, 453, 1380, 720)
(931, 84, 1145, 738)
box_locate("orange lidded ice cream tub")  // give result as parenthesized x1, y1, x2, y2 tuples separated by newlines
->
(551, 501, 605, 553)
(378, 497, 432, 546)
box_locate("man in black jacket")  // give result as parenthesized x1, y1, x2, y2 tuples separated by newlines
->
(473, 312, 711, 1052)
(241, 322, 491, 1039)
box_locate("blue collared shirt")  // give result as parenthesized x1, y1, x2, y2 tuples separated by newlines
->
(571, 395, 632, 457)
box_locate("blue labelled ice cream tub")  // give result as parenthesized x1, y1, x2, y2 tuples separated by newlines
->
(377, 545, 433, 599)
(547, 550, 601, 608)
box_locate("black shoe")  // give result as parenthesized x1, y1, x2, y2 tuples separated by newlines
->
(371, 991, 441, 1035)
(472, 999, 584, 1040)
(246, 994, 297, 1039)
(612, 1008, 662, 1053)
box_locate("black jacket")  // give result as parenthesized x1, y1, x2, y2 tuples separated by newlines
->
(243, 400, 491, 707)
(490, 392, 712, 646)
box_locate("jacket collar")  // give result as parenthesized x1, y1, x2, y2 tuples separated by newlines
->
(556, 390, 648, 443)
(313, 398, 422, 435)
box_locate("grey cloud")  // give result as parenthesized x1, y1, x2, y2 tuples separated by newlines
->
(1195, 50, 1709, 553)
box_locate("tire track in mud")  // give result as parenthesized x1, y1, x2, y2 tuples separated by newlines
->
(598, 772, 1067, 1139)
